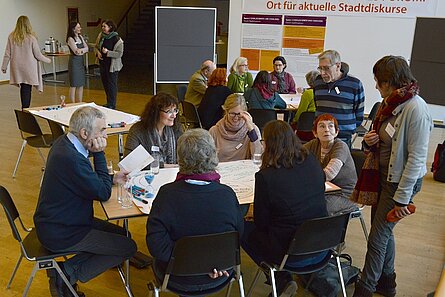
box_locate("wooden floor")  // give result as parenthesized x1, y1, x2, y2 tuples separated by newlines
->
(0, 83, 444, 297)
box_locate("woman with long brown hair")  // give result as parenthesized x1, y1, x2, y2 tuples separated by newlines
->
(241, 120, 328, 296)
(66, 22, 88, 102)
(2, 15, 51, 108)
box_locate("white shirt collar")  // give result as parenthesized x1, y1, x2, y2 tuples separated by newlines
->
(67, 132, 89, 158)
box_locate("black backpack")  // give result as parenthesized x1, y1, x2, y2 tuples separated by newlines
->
(299, 254, 360, 297)
(431, 140, 445, 182)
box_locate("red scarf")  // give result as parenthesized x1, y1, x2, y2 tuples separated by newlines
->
(351, 83, 419, 205)
(175, 171, 221, 183)
(255, 83, 274, 100)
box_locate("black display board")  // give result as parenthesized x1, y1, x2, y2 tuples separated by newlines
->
(155, 7, 216, 83)
(410, 17, 445, 107)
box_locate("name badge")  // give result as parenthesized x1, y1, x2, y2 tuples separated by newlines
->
(385, 123, 395, 138)
(271, 81, 277, 84)
(335, 86, 340, 94)
(151, 145, 159, 152)
(235, 143, 243, 150)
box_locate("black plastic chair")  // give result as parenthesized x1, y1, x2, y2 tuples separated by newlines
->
(13, 110, 53, 178)
(353, 101, 381, 144)
(47, 119, 65, 141)
(295, 111, 315, 143)
(176, 84, 188, 103)
(246, 213, 350, 297)
(147, 231, 245, 297)
(248, 109, 277, 133)
(181, 101, 202, 129)
(0, 186, 79, 297)
(350, 149, 369, 241)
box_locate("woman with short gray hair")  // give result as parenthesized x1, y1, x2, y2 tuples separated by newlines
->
(146, 128, 244, 295)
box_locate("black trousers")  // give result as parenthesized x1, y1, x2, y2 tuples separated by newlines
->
(20, 83, 32, 109)
(99, 64, 118, 109)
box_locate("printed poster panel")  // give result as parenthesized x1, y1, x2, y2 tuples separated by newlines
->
(243, 0, 438, 18)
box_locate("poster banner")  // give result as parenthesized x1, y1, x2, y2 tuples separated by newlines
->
(243, 0, 438, 18)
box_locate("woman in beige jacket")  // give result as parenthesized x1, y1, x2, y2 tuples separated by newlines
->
(2, 16, 51, 109)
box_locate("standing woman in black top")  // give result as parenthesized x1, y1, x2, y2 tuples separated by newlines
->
(94, 19, 123, 109)
(198, 68, 233, 130)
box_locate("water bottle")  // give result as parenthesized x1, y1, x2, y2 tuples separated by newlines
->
(44, 39, 51, 53)
(49, 37, 56, 53)
(151, 146, 160, 175)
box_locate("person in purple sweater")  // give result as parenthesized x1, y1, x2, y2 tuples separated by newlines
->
(34, 106, 136, 297)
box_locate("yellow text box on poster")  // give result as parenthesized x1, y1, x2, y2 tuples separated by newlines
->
(260, 50, 281, 71)
(241, 48, 260, 71)
(282, 38, 325, 50)
(283, 26, 326, 39)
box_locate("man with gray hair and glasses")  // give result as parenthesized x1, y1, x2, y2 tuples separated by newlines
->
(313, 49, 365, 148)
(34, 106, 137, 297)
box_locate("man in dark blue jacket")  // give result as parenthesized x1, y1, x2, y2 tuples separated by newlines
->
(34, 106, 137, 297)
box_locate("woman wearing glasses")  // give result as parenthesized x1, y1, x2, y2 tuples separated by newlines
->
(209, 94, 261, 162)
(124, 93, 182, 168)
(227, 57, 253, 93)
(270, 56, 296, 94)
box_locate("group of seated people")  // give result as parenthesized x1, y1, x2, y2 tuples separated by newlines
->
(185, 56, 320, 133)
(30, 54, 429, 297)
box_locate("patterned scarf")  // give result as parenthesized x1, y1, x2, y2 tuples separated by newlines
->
(272, 71, 286, 93)
(147, 126, 177, 164)
(215, 115, 249, 142)
(351, 82, 419, 205)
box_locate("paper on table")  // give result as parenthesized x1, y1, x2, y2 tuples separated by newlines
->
(118, 144, 154, 177)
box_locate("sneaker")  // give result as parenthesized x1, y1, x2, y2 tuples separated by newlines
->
(279, 280, 297, 297)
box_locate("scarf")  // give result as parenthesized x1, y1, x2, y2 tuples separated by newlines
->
(98, 31, 118, 50)
(215, 115, 249, 142)
(147, 126, 177, 164)
(255, 82, 274, 100)
(272, 71, 286, 93)
(351, 83, 419, 205)
(175, 171, 221, 183)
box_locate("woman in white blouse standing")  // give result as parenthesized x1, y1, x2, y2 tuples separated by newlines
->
(66, 22, 88, 102)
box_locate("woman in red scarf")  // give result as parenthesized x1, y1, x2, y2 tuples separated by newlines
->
(244, 70, 287, 110)
(353, 56, 433, 297)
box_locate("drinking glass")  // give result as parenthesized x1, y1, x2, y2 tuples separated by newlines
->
(151, 158, 160, 175)
(117, 183, 123, 204)
(121, 187, 133, 209)
(253, 153, 262, 166)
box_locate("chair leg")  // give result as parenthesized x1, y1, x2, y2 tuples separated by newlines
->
(53, 262, 79, 297)
(12, 140, 27, 177)
(37, 148, 46, 164)
(270, 269, 278, 297)
(238, 274, 245, 297)
(335, 256, 347, 297)
(22, 263, 39, 297)
(246, 267, 262, 297)
(226, 279, 233, 297)
(6, 254, 23, 289)
(359, 215, 369, 241)
(40, 167, 45, 187)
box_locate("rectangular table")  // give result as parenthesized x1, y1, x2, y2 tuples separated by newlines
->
(44, 52, 71, 84)
(26, 102, 140, 159)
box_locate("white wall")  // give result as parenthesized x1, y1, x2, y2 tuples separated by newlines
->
(228, 1, 445, 122)
(0, 0, 131, 81)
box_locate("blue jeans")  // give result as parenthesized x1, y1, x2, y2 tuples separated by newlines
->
(360, 176, 422, 291)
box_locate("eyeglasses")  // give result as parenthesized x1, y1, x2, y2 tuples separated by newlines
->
(228, 112, 242, 118)
(239, 64, 248, 67)
(317, 65, 334, 72)
(160, 108, 179, 115)
(274, 63, 284, 67)
(260, 139, 265, 145)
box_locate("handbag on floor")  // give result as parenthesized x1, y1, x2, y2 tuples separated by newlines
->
(431, 140, 445, 182)
(299, 253, 360, 297)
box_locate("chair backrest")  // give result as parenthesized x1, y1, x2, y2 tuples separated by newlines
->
(351, 149, 366, 177)
(181, 101, 202, 128)
(0, 186, 23, 242)
(177, 84, 188, 103)
(287, 213, 350, 256)
(14, 109, 43, 137)
(248, 109, 277, 133)
(368, 101, 381, 122)
(296, 111, 315, 131)
(47, 120, 65, 141)
(166, 231, 240, 276)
